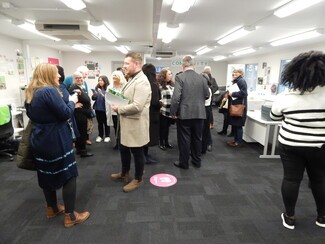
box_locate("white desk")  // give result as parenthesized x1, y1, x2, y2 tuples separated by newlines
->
(243, 110, 282, 159)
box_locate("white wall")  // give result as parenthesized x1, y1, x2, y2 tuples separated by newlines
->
(229, 42, 325, 85)
(0, 35, 64, 107)
(0, 35, 23, 107)
(61, 51, 125, 91)
(146, 58, 228, 86)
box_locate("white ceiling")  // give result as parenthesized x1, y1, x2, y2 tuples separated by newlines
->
(0, 0, 324, 61)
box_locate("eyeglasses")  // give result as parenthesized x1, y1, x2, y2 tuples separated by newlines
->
(75, 77, 82, 79)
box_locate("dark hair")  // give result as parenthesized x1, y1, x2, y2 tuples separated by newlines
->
(281, 51, 325, 94)
(142, 63, 157, 84)
(57, 65, 65, 83)
(96, 75, 109, 89)
(157, 69, 169, 89)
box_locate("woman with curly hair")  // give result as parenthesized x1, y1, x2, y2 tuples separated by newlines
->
(271, 51, 325, 230)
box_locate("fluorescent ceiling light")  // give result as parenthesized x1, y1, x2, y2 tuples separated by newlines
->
(213, 55, 226, 61)
(196, 46, 213, 55)
(60, 0, 86, 11)
(12, 20, 61, 41)
(72, 44, 91, 53)
(274, 0, 323, 18)
(270, 29, 323, 46)
(171, 0, 195, 13)
(158, 23, 180, 44)
(233, 48, 256, 56)
(88, 22, 117, 42)
(115, 46, 129, 54)
(217, 26, 256, 45)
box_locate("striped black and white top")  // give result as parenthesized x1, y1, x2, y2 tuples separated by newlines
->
(270, 86, 325, 148)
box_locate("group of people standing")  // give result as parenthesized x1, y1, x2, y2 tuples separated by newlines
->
(23, 50, 324, 230)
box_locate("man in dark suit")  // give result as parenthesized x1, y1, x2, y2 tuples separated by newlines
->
(170, 55, 209, 169)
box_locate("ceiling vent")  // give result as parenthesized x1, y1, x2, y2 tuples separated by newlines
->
(35, 21, 98, 40)
(154, 51, 176, 58)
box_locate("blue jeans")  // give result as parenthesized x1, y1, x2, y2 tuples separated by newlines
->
(279, 142, 325, 217)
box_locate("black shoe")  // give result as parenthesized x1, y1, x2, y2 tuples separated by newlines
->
(165, 143, 173, 149)
(192, 162, 201, 168)
(80, 152, 94, 158)
(217, 131, 226, 135)
(316, 216, 325, 228)
(281, 213, 295, 230)
(159, 145, 166, 151)
(173, 162, 189, 169)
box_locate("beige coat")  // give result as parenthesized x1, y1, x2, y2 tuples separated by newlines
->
(118, 71, 151, 147)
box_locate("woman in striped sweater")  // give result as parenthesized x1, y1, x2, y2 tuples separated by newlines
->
(270, 51, 325, 230)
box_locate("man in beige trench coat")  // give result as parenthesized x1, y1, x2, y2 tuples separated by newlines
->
(111, 52, 151, 192)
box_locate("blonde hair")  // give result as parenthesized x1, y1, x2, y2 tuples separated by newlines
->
(109, 70, 127, 88)
(25, 63, 60, 103)
(233, 68, 244, 77)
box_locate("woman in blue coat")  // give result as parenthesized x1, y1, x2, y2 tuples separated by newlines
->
(227, 69, 248, 147)
(25, 63, 89, 227)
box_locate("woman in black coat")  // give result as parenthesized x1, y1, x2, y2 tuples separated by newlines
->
(142, 63, 161, 163)
(227, 69, 248, 147)
(69, 72, 94, 157)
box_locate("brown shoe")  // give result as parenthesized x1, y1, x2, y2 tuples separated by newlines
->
(64, 211, 90, 228)
(47, 204, 65, 218)
(86, 140, 92, 145)
(123, 179, 143, 192)
(111, 172, 130, 182)
(226, 140, 235, 145)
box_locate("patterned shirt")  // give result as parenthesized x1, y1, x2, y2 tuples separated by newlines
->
(270, 86, 325, 148)
(160, 85, 174, 117)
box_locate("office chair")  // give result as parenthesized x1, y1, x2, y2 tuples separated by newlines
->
(0, 105, 15, 161)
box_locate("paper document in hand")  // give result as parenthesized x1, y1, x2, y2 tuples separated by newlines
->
(228, 83, 240, 93)
(105, 89, 129, 106)
(228, 83, 240, 100)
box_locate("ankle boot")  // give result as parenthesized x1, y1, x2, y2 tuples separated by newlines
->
(47, 204, 65, 218)
(64, 211, 90, 228)
(111, 172, 130, 182)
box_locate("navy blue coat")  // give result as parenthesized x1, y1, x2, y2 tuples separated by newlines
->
(228, 76, 248, 126)
(25, 87, 78, 190)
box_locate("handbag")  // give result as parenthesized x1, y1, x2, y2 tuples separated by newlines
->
(229, 101, 245, 117)
(16, 120, 36, 171)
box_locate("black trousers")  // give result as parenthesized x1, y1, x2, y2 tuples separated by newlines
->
(279, 142, 325, 217)
(119, 144, 145, 180)
(74, 111, 88, 151)
(159, 114, 172, 146)
(43, 177, 76, 213)
(176, 119, 204, 167)
(95, 110, 110, 138)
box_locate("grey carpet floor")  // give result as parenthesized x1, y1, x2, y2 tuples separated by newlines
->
(0, 110, 324, 244)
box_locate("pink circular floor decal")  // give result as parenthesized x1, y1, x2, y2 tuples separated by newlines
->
(150, 174, 177, 187)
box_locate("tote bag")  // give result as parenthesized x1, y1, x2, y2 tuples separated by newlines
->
(16, 120, 36, 171)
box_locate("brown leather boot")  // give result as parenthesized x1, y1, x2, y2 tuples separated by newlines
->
(111, 172, 130, 182)
(123, 179, 143, 192)
(47, 204, 65, 218)
(64, 211, 90, 228)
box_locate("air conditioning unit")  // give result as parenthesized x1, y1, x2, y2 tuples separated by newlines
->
(154, 51, 176, 58)
(35, 21, 99, 40)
